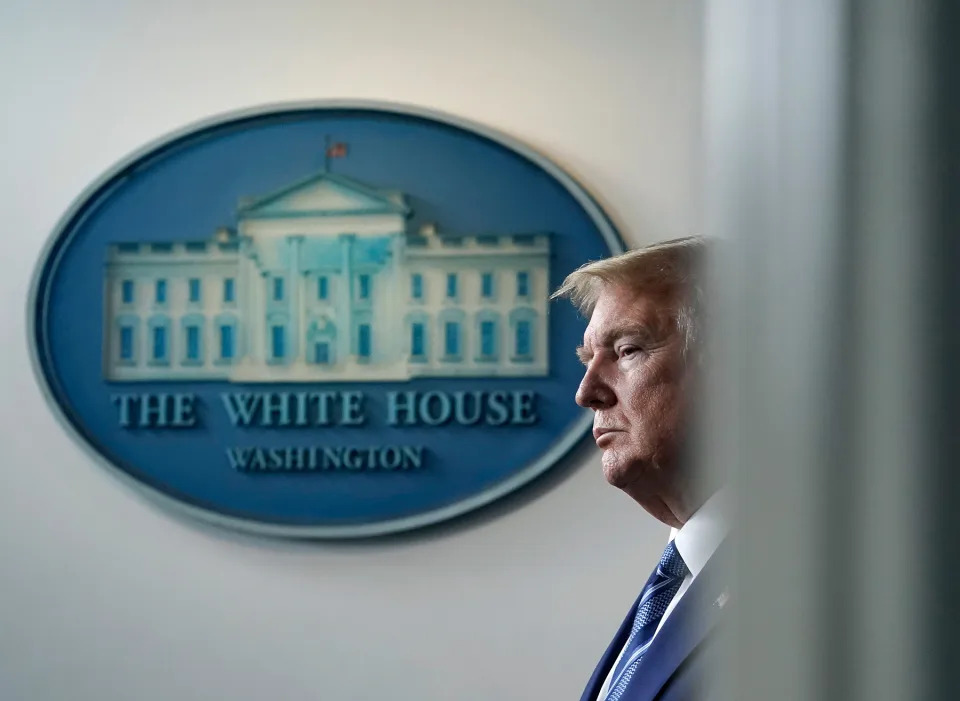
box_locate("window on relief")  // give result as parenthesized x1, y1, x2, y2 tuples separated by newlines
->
(358, 324, 372, 359)
(155, 279, 167, 304)
(223, 278, 235, 304)
(152, 325, 167, 361)
(516, 271, 530, 297)
(515, 320, 532, 357)
(445, 322, 460, 357)
(358, 274, 371, 300)
(480, 320, 497, 358)
(189, 278, 201, 303)
(270, 324, 287, 360)
(411, 273, 423, 300)
(185, 325, 201, 361)
(411, 323, 426, 357)
(119, 326, 135, 361)
(273, 277, 284, 301)
(318, 276, 329, 300)
(121, 280, 135, 304)
(446, 273, 458, 299)
(219, 325, 235, 360)
(271, 325, 285, 359)
(314, 342, 331, 364)
(481, 272, 495, 299)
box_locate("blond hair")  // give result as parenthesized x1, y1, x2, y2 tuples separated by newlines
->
(552, 236, 708, 359)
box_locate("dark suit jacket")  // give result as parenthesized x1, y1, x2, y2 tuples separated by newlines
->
(578, 544, 729, 701)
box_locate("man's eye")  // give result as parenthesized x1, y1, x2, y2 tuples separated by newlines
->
(618, 346, 640, 359)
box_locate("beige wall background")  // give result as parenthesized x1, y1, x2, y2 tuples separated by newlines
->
(0, 1, 702, 698)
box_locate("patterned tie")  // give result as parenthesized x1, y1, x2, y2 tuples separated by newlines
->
(605, 540, 689, 701)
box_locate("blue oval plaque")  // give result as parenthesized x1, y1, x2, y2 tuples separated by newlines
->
(29, 102, 624, 537)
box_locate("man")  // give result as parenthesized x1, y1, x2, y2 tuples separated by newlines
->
(553, 237, 727, 701)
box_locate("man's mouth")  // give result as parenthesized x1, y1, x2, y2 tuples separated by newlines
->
(593, 427, 623, 446)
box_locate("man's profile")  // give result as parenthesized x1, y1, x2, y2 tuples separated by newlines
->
(554, 237, 726, 701)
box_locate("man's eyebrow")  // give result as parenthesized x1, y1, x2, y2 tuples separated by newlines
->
(575, 323, 655, 365)
(596, 322, 655, 348)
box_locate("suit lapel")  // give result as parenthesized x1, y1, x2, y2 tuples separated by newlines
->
(579, 567, 662, 701)
(620, 541, 730, 701)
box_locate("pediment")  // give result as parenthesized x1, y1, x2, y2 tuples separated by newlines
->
(240, 173, 409, 218)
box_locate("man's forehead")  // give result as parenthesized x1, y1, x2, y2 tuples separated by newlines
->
(582, 285, 678, 344)
(589, 284, 676, 323)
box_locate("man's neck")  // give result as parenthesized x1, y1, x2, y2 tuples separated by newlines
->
(629, 481, 717, 528)
(671, 488, 730, 578)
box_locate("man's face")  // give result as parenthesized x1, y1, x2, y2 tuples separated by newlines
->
(575, 283, 690, 510)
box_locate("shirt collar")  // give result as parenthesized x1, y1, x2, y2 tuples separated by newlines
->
(669, 488, 730, 579)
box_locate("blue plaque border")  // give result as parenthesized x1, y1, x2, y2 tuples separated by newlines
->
(26, 100, 625, 538)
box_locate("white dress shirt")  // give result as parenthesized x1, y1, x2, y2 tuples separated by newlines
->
(596, 489, 729, 701)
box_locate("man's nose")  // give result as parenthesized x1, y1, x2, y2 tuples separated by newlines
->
(575, 364, 615, 409)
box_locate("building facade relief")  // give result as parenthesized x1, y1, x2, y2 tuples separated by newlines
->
(104, 172, 551, 383)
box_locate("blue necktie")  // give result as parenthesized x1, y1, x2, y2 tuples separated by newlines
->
(605, 540, 689, 701)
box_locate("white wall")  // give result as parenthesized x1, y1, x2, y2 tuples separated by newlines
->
(0, 1, 701, 699)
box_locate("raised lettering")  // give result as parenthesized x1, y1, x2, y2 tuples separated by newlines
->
(139, 393, 170, 428)
(386, 391, 418, 426)
(510, 390, 538, 425)
(221, 393, 262, 426)
(322, 447, 342, 469)
(285, 447, 307, 470)
(112, 394, 136, 428)
(308, 392, 335, 425)
(226, 447, 254, 470)
(453, 391, 483, 425)
(344, 447, 363, 469)
(401, 446, 424, 469)
(294, 392, 310, 426)
(381, 446, 401, 470)
(268, 448, 284, 470)
(171, 393, 197, 427)
(250, 449, 267, 471)
(341, 392, 365, 426)
(419, 391, 452, 426)
(486, 391, 510, 426)
(262, 393, 291, 427)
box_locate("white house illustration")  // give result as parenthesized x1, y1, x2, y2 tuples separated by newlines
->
(103, 171, 551, 382)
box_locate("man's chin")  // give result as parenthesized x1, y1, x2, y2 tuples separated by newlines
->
(601, 455, 680, 526)
(602, 453, 658, 490)
(601, 456, 637, 489)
